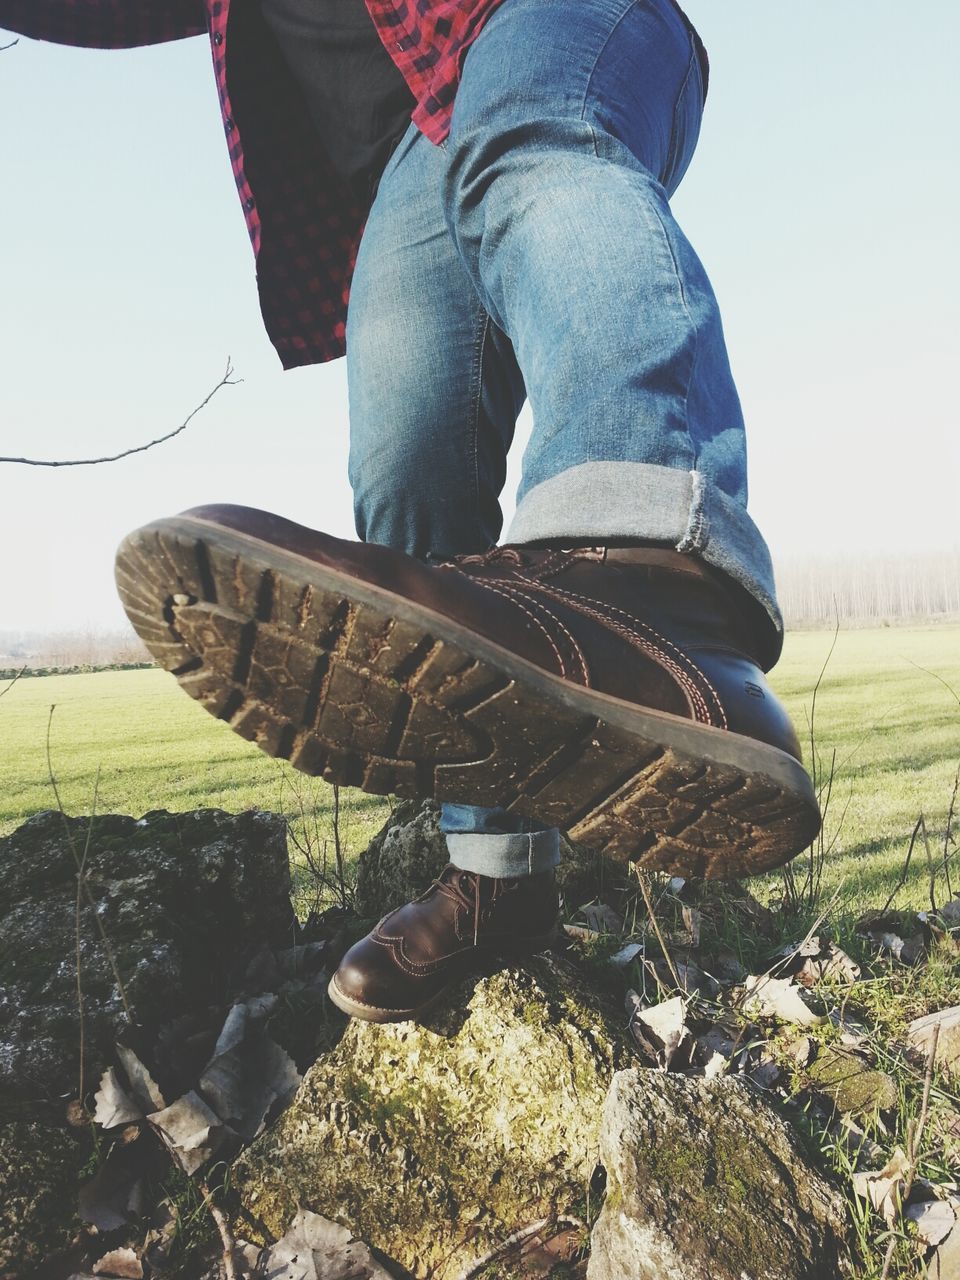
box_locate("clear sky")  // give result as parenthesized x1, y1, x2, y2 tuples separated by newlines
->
(1, 2, 957, 632)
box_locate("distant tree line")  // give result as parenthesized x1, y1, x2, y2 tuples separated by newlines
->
(776, 550, 960, 627)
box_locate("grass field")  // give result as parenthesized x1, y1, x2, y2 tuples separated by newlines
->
(1, 623, 959, 916)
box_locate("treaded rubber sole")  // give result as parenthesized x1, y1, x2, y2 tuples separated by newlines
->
(115, 516, 821, 879)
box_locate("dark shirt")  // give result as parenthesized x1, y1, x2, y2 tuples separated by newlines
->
(259, 0, 414, 203)
(0, 0, 707, 370)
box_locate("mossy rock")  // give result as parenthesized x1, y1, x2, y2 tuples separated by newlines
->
(587, 1070, 848, 1280)
(353, 799, 624, 920)
(806, 1044, 898, 1118)
(0, 808, 295, 1103)
(233, 952, 633, 1278)
(0, 1117, 88, 1272)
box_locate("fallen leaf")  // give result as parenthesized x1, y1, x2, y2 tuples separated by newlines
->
(906, 1199, 957, 1247)
(93, 1068, 143, 1130)
(197, 1003, 301, 1143)
(147, 1090, 231, 1176)
(261, 1209, 394, 1280)
(608, 942, 643, 968)
(852, 1147, 911, 1226)
(116, 1045, 166, 1114)
(78, 1155, 146, 1232)
(742, 974, 825, 1026)
(787, 1036, 818, 1069)
(632, 996, 692, 1070)
(579, 902, 623, 934)
(562, 924, 601, 943)
(680, 904, 702, 948)
(92, 1247, 143, 1278)
(65, 1098, 89, 1128)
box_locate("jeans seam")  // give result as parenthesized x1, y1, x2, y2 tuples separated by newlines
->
(469, 309, 492, 532)
(578, 0, 640, 125)
(666, 50, 698, 188)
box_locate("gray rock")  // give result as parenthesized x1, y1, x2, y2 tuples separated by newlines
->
(587, 1070, 848, 1280)
(908, 1006, 960, 1077)
(0, 808, 295, 1104)
(233, 952, 632, 1279)
(353, 798, 620, 919)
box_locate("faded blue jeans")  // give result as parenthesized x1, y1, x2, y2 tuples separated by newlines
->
(345, 0, 781, 878)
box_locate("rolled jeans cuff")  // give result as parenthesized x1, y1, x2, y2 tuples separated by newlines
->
(506, 461, 784, 651)
(445, 828, 561, 878)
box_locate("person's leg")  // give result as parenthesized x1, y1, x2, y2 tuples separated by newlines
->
(442, 0, 781, 644)
(346, 119, 560, 879)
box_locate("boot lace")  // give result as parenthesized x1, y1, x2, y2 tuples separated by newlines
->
(431, 865, 509, 946)
(434, 546, 528, 570)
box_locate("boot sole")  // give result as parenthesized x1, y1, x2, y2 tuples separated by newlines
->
(326, 932, 560, 1024)
(115, 515, 821, 879)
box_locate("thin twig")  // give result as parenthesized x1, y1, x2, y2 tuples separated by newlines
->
(635, 870, 682, 991)
(0, 665, 26, 700)
(0, 358, 240, 466)
(941, 762, 959, 901)
(198, 1178, 240, 1280)
(880, 816, 924, 915)
(0, 38, 18, 51)
(878, 1023, 941, 1280)
(918, 814, 938, 916)
(46, 705, 134, 1019)
(73, 766, 102, 1106)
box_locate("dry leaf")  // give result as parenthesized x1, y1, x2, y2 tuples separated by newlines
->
(92, 1247, 143, 1278)
(563, 924, 601, 943)
(831, 1117, 885, 1169)
(742, 974, 825, 1027)
(65, 1098, 89, 1128)
(93, 1068, 143, 1130)
(116, 1045, 166, 1114)
(261, 1209, 394, 1280)
(681, 904, 702, 948)
(906, 1199, 957, 1247)
(197, 1003, 301, 1143)
(852, 1147, 911, 1226)
(580, 902, 623, 934)
(78, 1155, 146, 1231)
(147, 1090, 230, 1176)
(632, 996, 692, 1070)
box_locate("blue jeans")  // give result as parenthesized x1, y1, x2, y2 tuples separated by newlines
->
(345, 0, 780, 878)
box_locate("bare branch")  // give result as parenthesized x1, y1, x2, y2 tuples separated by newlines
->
(0, 358, 240, 467)
(0, 38, 19, 51)
(0, 665, 27, 700)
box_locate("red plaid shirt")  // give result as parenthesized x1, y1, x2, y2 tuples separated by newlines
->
(0, 0, 505, 368)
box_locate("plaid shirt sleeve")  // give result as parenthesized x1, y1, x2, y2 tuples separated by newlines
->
(0, 0, 205, 48)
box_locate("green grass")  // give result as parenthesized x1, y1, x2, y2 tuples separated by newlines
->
(1, 624, 958, 915)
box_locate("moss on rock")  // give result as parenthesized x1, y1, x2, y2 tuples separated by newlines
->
(805, 1045, 898, 1118)
(232, 952, 632, 1278)
(587, 1071, 848, 1280)
(0, 1118, 87, 1272)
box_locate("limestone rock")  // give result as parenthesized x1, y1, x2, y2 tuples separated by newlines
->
(0, 1116, 87, 1272)
(353, 798, 618, 919)
(908, 1006, 960, 1076)
(0, 808, 295, 1104)
(806, 1044, 898, 1118)
(233, 952, 632, 1278)
(587, 1070, 848, 1280)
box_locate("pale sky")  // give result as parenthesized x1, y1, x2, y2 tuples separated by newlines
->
(1, 2, 958, 632)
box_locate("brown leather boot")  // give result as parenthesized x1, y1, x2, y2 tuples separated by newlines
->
(327, 863, 559, 1022)
(115, 504, 820, 878)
